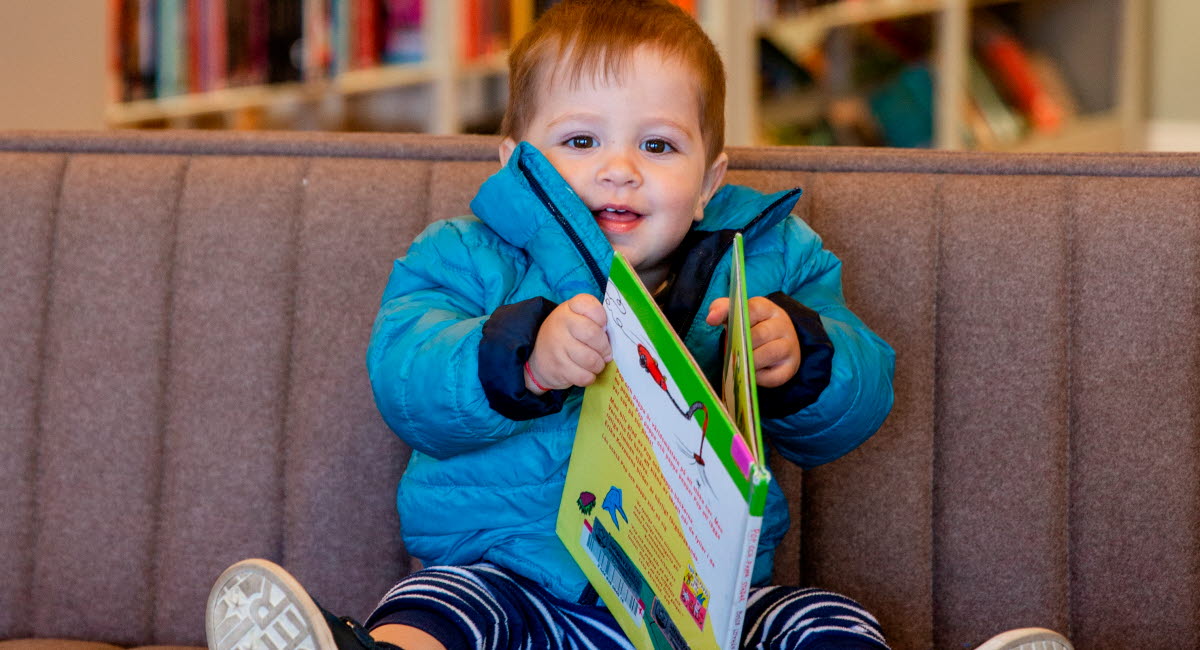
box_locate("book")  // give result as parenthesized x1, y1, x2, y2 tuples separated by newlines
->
(973, 15, 1065, 134)
(382, 0, 424, 65)
(966, 55, 1025, 148)
(557, 234, 771, 650)
(157, 0, 186, 97)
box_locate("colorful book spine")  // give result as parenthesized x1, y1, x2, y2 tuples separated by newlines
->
(207, 0, 228, 91)
(354, 0, 379, 69)
(967, 55, 1025, 146)
(187, 0, 202, 93)
(511, 0, 534, 43)
(330, 0, 350, 75)
(156, 0, 185, 97)
(974, 18, 1064, 134)
(382, 0, 424, 64)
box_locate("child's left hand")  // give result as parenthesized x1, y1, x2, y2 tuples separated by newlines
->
(705, 297, 801, 388)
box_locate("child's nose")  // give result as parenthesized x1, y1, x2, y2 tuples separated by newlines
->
(597, 149, 641, 188)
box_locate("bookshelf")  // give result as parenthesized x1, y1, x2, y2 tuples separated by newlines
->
(745, 0, 1147, 150)
(99, 0, 1144, 151)
(105, 0, 514, 132)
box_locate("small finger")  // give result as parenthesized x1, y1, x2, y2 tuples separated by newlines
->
(566, 363, 602, 388)
(568, 317, 611, 359)
(568, 294, 608, 327)
(706, 298, 730, 326)
(750, 317, 788, 350)
(753, 338, 794, 371)
(756, 364, 791, 389)
(747, 296, 782, 326)
(567, 343, 608, 375)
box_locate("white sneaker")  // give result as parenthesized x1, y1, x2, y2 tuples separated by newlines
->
(974, 627, 1074, 650)
(206, 558, 337, 650)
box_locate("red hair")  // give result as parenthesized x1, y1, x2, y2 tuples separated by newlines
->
(501, 0, 726, 165)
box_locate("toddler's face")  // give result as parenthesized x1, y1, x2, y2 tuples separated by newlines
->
(502, 46, 727, 288)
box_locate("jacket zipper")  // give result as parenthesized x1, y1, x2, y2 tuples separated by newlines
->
(518, 158, 607, 293)
(744, 188, 803, 234)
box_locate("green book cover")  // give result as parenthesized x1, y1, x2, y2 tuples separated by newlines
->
(556, 234, 771, 650)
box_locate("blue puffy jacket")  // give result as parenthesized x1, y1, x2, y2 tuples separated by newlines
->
(367, 143, 895, 602)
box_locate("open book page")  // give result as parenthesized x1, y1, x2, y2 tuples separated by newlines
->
(557, 240, 770, 650)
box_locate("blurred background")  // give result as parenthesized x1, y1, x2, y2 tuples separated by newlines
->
(1, 0, 1194, 151)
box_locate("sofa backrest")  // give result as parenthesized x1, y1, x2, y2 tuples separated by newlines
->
(1, 131, 1197, 649)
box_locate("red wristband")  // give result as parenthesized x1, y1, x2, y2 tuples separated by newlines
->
(524, 361, 551, 392)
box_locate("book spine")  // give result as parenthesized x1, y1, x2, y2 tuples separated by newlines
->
(302, 0, 326, 79)
(187, 0, 202, 92)
(975, 21, 1063, 133)
(208, 0, 227, 90)
(248, 0, 270, 84)
(717, 463, 768, 649)
(725, 511, 763, 650)
(967, 56, 1024, 145)
(669, 0, 696, 16)
(382, 0, 423, 64)
(510, 0, 533, 43)
(138, 0, 157, 96)
(354, 0, 377, 68)
(331, 0, 350, 75)
(461, 0, 478, 61)
(113, 0, 136, 102)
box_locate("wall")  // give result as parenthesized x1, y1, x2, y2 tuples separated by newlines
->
(0, 1, 108, 130)
(1148, 0, 1200, 149)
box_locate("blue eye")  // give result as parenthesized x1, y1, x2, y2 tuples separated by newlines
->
(642, 139, 674, 154)
(565, 135, 596, 149)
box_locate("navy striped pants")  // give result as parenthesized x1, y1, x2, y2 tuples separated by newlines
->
(364, 564, 888, 650)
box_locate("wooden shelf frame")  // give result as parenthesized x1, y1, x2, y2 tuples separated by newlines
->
(747, 0, 1146, 150)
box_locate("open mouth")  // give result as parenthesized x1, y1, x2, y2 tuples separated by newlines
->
(593, 206, 644, 234)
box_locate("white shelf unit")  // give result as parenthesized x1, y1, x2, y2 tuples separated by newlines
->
(103, 0, 1146, 151)
(106, 0, 508, 133)
(728, 0, 1147, 150)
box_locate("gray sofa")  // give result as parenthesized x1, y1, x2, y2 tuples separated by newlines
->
(2, 130, 1198, 650)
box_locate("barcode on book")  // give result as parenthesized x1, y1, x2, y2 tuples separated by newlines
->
(582, 523, 645, 623)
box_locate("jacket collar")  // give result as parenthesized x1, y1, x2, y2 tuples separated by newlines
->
(700, 183, 804, 238)
(470, 142, 804, 302)
(471, 142, 613, 300)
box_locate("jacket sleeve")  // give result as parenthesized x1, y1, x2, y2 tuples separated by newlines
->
(366, 220, 557, 460)
(760, 216, 896, 469)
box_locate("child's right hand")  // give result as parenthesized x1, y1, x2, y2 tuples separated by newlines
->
(526, 294, 613, 394)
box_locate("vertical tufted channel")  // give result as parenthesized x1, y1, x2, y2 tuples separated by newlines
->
(933, 174, 1072, 648)
(0, 153, 66, 640)
(30, 153, 186, 645)
(151, 154, 307, 644)
(801, 171, 941, 650)
(281, 157, 434, 622)
(1067, 176, 1200, 648)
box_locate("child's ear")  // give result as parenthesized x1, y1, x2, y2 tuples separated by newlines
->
(499, 137, 518, 166)
(695, 152, 729, 221)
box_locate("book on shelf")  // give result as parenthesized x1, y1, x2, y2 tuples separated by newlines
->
(267, 0, 303, 82)
(973, 14, 1065, 135)
(382, 0, 423, 64)
(556, 234, 771, 650)
(156, 0, 185, 97)
(110, 0, 433, 104)
(966, 55, 1025, 148)
(868, 63, 933, 148)
(461, 0, 512, 62)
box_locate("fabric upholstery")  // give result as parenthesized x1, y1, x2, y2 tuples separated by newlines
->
(0, 130, 1197, 649)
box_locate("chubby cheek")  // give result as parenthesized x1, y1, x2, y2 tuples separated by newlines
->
(676, 180, 709, 223)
